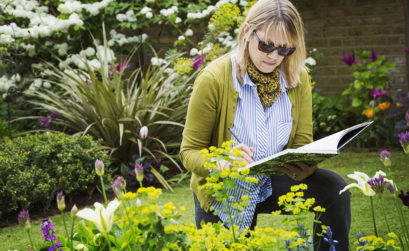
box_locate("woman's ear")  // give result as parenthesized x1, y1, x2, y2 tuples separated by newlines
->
(242, 23, 251, 33)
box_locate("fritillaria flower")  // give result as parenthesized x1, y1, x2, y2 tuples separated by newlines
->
(112, 176, 126, 199)
(193, 54, 204, 69)
(95, 159, 105, 176)
(18, 209, 30, 230)
(135, 162, 144, 185)
(56, 191, 65, 211)
(341, 51, 355, 66)
(77, 199, 120, 233)
(368, 85, 388, 100)
(398, 131, 409, 154)
(371, 50, 378, 62)
(405, 47, 409, 54)
(379, 150, 391, 168)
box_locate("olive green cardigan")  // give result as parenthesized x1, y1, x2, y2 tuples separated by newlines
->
(180, 54, 313, 212)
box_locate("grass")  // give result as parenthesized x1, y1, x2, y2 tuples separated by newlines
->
(1, 151, 408, 250)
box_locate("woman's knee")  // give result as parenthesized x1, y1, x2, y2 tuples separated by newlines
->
(307, 168, 350, 201)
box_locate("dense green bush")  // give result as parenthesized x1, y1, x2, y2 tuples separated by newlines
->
(0, 132, 111, 217)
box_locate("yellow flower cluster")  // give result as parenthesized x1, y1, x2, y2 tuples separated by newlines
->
(276, 184, 325, 215)
(356, 232, 401, 250)
(208, 3, 241, 34)
(174, 57, 194, 75)
(137, 186, 162, 199)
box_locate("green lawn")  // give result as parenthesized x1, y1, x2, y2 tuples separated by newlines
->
(1, 151, 408, 250)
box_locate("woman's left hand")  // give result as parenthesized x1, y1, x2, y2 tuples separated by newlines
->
(277, 162, 317, 181)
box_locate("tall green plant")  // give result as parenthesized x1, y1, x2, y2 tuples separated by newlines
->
(27, 36, 197, 189)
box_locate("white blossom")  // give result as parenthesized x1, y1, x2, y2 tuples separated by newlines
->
(178, 35, 185, 41)
(190, 48, 199, 56)
(43, 82, 51, 88)
(160, 6, 178, 17)
(305, 57, 316, 66)
(175, 17, 182, 23)
(185, 29, 193, 36)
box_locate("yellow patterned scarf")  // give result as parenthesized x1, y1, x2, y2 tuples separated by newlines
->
(247, 61, 281, 108)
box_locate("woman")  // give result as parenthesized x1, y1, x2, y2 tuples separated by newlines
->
(180, 0, 351, 250)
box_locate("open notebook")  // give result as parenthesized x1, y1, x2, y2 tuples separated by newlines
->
(239, 121, 373, 175)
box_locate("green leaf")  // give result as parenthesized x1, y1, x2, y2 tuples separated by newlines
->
(351, 97, 362, 107)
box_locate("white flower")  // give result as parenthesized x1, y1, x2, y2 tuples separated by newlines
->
(339, 171, 375, 196)
(190, 48, 199, 56)
(140, 6, 152, 14)
(178, 35, 185, 41)
(185, 28, 193, 36)
(43, 82, 51, 88)
(145, 12, 153, 19)
(305, 57, 316, 66)
(175, 17, 182, 23)
(88, 59, 101, 71)
(75, 244, 88, 251)
(116, 13, 127, 22)
(240, 0, 248, 6)
(85, 47, 95, 57)
(77, 199, 120, 233)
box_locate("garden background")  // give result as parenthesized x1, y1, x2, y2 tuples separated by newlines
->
(1, 0, 409, 250)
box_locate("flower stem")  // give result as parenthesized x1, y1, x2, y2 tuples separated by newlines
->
(26, 229, 34, 249)
(370, 196, 378, 236)
(100, 175, 108, 205)
(70, 217, 75, 251)
(61, 211, 69, 239)
(223, 187, 238, 243)
(379, 196, 391, 233)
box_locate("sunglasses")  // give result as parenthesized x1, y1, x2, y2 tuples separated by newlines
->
(253, 31, 296, 57)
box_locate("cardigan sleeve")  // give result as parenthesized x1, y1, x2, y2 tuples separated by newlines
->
(179, 71, 219, 177)
(291, 69, 313, 148)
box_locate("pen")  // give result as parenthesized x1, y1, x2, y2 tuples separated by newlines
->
(228, 128, 243, 144)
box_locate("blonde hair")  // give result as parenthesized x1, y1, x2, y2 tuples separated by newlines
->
(235, 0, 306, 87)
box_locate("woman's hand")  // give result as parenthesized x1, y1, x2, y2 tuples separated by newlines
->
(216, 143, 255, 170)
(277, 162, 317, 181)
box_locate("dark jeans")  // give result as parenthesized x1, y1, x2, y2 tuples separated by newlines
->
(194, 168, 351, 251)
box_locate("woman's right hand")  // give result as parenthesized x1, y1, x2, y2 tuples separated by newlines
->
(216, 143, 255, 170)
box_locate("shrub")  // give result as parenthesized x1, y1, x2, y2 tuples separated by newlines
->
(0, 132, 110, 217)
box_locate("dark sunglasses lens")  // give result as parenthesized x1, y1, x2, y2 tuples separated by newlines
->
(277, 47, 295, 56)
(258, 43, 275, 53)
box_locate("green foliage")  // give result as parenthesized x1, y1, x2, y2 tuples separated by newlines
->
(312, 92, 356, 140)
(0, 132, 110, 217)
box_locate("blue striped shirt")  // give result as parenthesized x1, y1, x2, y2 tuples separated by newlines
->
(211, 54, 293, 230)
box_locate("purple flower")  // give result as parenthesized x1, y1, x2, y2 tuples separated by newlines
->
(112, 176, 126, 198)
(41, 219, 61, 251)
(399, 190, 409, 208)
(371, 50, 378, 62)
(369, 85, 388, 100)
(323, 226, 339, 251)
(367, 176, 386, 194)
(18, 209, 30, 229)
(386, 183, 394, 193)
(341, 51, 355, 66)
(193, 54, 204, 69)
(109, 62, 129, 77)
(357, 232, 367, 247)
(135, 162, 144, 184)
(56, 191, 65, 211)
(38, 112, 58, 127)
(398, 131, 409, 154)
(380, 150, 391, 167)
(405, 47, 409, 54)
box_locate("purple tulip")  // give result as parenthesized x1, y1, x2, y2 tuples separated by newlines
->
(399, 190, 409, 208)
(341, 51, 355, 66)
(371, 50, 378, 62)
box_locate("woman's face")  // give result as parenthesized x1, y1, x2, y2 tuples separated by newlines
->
(248, 28, 289, 73)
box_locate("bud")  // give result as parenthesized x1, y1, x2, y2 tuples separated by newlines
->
(95, 159, 105, 176)
(139, 126, 148, 139)
(71, 204, 78, 217)
(398, 131, 409, 154)
(380, 150, 391, 167)
(386, 183, 394, 194)
(135, 162, 144, 184)
(17, 209, 31, 230)
(112, 176, 126, 199)
(76, 244, 89, 251)
(57, 191, 66, 211)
